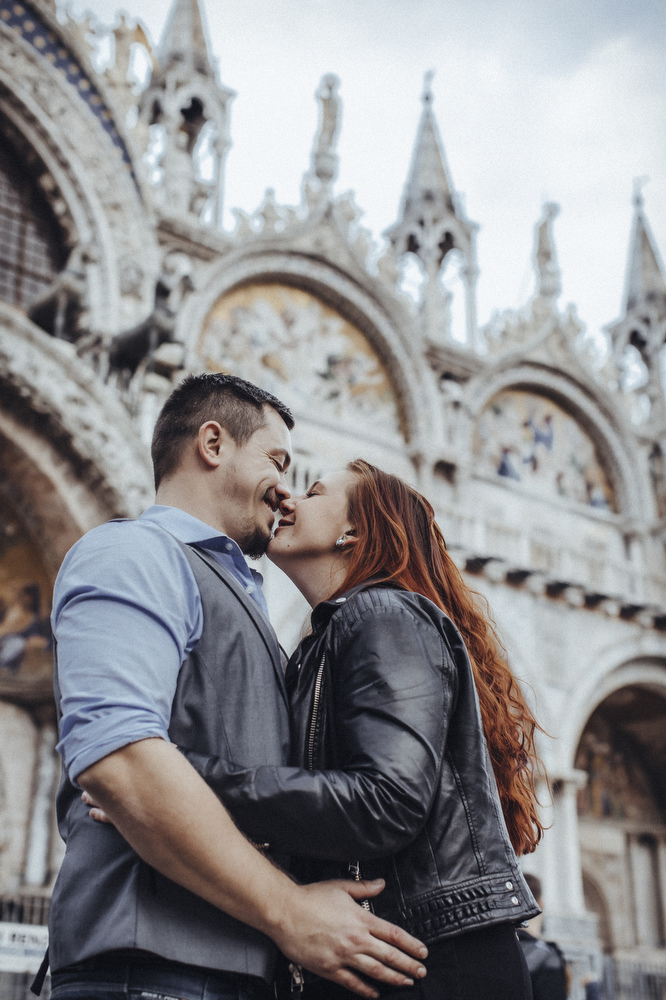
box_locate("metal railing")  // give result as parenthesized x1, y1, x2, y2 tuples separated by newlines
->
(0, 893, 50, 1000)
(603, 956, 666, 1000)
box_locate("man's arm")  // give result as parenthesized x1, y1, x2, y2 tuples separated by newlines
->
(79, 738, 427, 999)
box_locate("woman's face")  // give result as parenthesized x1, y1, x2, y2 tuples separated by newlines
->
(267, 469, 357, 567)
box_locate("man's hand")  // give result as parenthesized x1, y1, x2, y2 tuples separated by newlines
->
(272, 879, 427, 998)
(78, 740, 426, 998)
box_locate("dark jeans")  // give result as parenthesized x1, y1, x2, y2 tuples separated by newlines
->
(303, 922, 533, 1000)
(49, 951, 274, 1000)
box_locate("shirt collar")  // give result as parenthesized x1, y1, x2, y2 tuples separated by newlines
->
(139, 505, 244, 557)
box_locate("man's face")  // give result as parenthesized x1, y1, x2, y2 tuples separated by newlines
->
(220, 406, 292, 558)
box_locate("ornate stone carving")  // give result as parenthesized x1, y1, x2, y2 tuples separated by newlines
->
(534, 201, 562, 302)
(0, 305, 153, 515)
(201, 283, 404, 441)
(0, 23, 158, 330)
(310, 73, 341, 185)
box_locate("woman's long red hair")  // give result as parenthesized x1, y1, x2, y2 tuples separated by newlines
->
(332, 459, 545, 855)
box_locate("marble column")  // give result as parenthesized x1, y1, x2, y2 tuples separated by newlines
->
(23, 724, 57, 887)
(533, 771, 601, 1000)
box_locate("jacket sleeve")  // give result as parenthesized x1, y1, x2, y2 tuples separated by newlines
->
(182, 602, 457, 861)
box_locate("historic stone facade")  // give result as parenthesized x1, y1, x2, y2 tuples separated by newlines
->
(1, 0, 666, 992)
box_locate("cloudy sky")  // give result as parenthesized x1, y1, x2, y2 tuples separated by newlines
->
(70, 0, 666, 345)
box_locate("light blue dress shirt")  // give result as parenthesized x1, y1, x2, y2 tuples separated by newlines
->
(52, 505, 270, 782)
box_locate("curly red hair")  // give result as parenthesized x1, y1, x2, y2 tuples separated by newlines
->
(331, 459, 545, 855)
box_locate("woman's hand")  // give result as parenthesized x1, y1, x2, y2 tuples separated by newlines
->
(82, 789, 112, 823)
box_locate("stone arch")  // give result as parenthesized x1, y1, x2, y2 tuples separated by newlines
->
(572, 672, 666, 953)
(0, 303, 153, 532)
(176, 250, 443, 457)
(558, 647, 666, 774)
(465, 363, 647, 522)
(0, 19, 159, 333)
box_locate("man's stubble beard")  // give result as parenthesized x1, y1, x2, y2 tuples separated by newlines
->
(238, 521, 272, 561)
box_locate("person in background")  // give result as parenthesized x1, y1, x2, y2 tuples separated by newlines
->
(517, 874, 569, 1000)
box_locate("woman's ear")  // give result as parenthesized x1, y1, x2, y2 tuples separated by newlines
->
(342, 528, 359, 549)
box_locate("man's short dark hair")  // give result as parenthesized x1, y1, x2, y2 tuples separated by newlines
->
(151, 373, 294, 489)
(524, 873, 542, 902)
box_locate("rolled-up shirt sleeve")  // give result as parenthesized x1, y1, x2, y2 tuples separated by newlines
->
(53, 520, 203, 783)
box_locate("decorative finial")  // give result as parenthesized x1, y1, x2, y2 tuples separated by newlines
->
(422, 70, 435, 105)
(633, 176, 649, 210)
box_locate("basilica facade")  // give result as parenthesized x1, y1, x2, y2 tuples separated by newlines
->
(1, 0, 666, 994)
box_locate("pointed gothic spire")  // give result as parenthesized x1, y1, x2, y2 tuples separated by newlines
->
(385, 73, 479, 349)
(158, 0, 215, 79)
(398, 70, 455, 225)
(386, 72, 476, 268)
(623, 179, 666, 314)
(607, 182, 666, 430)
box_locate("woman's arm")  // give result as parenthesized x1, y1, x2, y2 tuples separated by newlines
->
(182, 604, 457, 861)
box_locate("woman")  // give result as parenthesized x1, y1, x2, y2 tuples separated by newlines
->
(181, 460, 544, 999)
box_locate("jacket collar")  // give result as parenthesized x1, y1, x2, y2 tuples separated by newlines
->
(310, 579, 403, 634)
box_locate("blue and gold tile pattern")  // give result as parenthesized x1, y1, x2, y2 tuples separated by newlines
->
(0, 0, 136, 181)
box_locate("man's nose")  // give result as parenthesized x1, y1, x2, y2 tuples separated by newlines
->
(276, 476, 292, 506)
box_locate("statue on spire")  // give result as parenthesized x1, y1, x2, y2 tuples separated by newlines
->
(311, 73, 342, 185)
(534, 202, 562, 302)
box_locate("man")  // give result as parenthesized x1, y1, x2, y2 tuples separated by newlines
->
(43, 374, 427, 1000)
(517, 874, 568, 1000)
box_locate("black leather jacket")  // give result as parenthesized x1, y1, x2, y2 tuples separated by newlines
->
(184, 583, 539, 943)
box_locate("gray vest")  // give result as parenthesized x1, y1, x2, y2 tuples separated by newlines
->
(49, 540, 291, 980)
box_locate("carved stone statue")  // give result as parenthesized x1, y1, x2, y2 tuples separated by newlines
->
(311, 73, 342, 184)
(534, 201, 562, 301)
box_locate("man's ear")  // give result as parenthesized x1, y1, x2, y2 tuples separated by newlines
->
(197, 421, 232, 469)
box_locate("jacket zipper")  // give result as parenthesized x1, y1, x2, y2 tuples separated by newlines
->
(349, 861, 371, 911)
(291, 649, 371, 993)
(306, 651, 371, 911)
(306, 651, 326, 770)
(291, 652, 327, 994)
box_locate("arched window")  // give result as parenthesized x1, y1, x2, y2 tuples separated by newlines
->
(0, 129, 67, 311)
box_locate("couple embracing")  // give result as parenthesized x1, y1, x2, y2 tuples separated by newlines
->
(44, 373, 542, 1000)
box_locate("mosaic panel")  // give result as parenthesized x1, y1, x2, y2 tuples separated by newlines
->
(201, 284, 404, 441)
(474, 390, 615, 511)
(0, 503, 52, 696)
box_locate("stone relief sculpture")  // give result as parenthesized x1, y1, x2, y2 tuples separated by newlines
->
(474, 390, 615, 510)
(201, 284, 403, 441)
